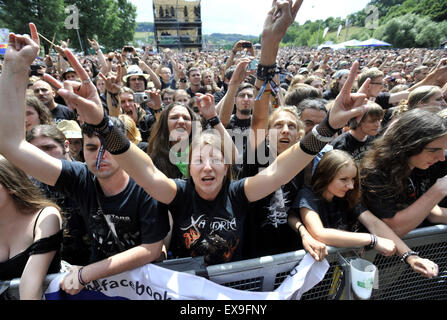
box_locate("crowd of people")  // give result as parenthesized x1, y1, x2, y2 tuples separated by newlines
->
(0, 0, 446, 300)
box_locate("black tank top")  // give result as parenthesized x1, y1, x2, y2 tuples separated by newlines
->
(0, 209, 62, 280)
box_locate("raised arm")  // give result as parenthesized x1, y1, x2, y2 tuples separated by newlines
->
(218, 58, 250, 127)
(197, 93, 239, 161)
(0, 23, 62, 186)
(138, 59, 162, 90)
(47, 48, 178, 205)
(88, 38, 107, 72)
(244, 1, 367, 202)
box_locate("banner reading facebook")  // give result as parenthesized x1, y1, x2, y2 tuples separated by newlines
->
(45, 253, 329, 300)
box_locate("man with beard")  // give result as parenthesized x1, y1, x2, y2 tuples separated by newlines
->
(118, 87, 156, 143)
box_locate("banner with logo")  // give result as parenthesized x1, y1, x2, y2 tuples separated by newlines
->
(45, 253, 329, 300)
(0, 28, 9, 55)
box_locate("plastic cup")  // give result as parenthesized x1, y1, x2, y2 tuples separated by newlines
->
(350, 258, 377, 300)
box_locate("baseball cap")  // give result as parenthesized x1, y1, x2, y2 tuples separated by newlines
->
(57, 120, 82, 139)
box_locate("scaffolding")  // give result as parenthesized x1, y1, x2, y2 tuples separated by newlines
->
(153, 0, 203, 52)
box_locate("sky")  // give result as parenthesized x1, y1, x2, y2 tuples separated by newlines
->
(129, 0, 372, 35)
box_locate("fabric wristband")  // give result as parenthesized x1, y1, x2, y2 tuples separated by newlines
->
(255, 64, 280, 100)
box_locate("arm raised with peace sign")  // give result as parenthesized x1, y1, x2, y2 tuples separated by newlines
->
(44, 48, 104, 125)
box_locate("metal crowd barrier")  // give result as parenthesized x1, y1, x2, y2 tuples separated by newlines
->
(2, 224, 446, 300)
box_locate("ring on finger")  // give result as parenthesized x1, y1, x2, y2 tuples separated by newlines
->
(83, 78, 92, 84)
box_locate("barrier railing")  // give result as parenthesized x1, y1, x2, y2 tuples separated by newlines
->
(2, 224, 446, 300)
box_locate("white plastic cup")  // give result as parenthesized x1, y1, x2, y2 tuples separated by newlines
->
(350, 258, 377, 300)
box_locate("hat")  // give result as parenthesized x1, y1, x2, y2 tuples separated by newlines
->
(62, 67, 76, 80)
(333, 69, 350, 79)
(122, 65, 150, 83)
(298, 67, 309, 75)
(57, 120, 82, 139)
(339, 61, 349, 67)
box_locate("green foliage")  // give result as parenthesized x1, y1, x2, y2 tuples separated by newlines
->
(414, 0, 447, 22)
(0, 0, 65, 52)
(280, 0, 447, 48)
(375, 13, 444, 48)
(0, 0, 137, 54)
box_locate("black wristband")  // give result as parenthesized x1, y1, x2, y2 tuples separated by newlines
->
(85, 116, 131, 155)
(207, 116, 221, 127)
(256, 64, 278, 82)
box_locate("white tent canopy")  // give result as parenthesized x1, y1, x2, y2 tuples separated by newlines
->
(358, 38, 392, 47)
(339, 39, 362, 47)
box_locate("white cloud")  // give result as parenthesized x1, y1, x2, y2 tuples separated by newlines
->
(130, 0, 372, 35)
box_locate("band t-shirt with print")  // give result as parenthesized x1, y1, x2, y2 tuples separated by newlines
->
(240, 142, 303, 259)
(168, 178, 250, 265)
(55, 160, 170, 262)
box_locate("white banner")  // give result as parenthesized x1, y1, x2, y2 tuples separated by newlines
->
(45, 254, 329, 300)
(337, 25, 343, 38)
(323, 27, 329, 39)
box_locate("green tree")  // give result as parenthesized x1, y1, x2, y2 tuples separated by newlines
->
(415, 0, 447, 22)
(0, 0, 65, 53)
(63, 0, 137, 54)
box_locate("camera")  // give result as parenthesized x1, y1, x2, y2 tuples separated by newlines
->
(30, 64, 43, 77)
(134, 92, 150, 104)
(131, 57, 139, 65)
(242, 42, 252, 49)
(248, 59, 258, 71)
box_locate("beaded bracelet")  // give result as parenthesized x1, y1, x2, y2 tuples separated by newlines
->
(401, 251, 419, 264)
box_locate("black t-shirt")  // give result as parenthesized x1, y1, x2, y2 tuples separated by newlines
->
(375, 92, 394, 110)
(293, 186, 362, 231)
(51, 104, 76, 123)
(330, 131, 375, 162)
(168, 178, 250, 265)
(137, 112, 156, 143)
(226, 114, 252, 179)
(323, 89, 337, 101)
(214, 89, 226, 105)
(241, 146, 304, 258)
(361, 159, 447, 226)
(54, 161, 169, 263)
